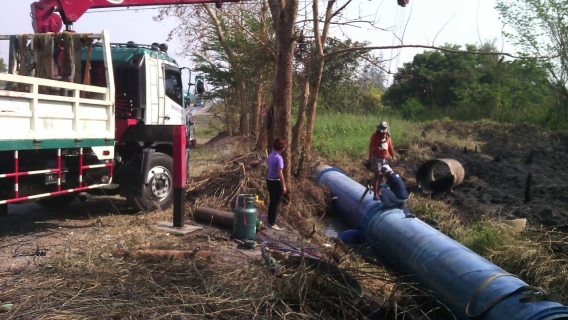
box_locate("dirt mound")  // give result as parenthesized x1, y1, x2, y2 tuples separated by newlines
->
(413, 121, 568, 228)
(201, 131, 255, 151)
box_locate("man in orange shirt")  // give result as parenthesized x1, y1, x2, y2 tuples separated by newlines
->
(368, 121, 396, 200)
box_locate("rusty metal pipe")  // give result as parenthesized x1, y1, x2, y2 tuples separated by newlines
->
(416, 158, 464, 193)
(194, 207, 233, 229)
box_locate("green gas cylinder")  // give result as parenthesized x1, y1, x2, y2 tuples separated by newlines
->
(233, 194, 257, 240)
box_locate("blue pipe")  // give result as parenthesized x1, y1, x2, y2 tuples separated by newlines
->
(315, 165, 568, 320)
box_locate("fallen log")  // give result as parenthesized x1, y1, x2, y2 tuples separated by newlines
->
(194, 207, 234, 229)
(131, 249, 212, 260)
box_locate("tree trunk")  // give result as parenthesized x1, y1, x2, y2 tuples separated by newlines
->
(255, 104, 268, 151)
(250, 73, 263, 137)
(224, 95, 236, 136)
(296, 0, 335, 179)
(236, 76, 248, 135)
(267, 0, 299, 184)
(291, 74, 310, 174)
(297, 56, 325, 179)
(203, 4, 247, 136)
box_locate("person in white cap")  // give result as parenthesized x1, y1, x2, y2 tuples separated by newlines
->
(378, 165, 408, 208)
(369, 121, 396, 200)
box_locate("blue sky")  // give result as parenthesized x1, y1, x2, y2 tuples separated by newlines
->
(1, 0, 511, 85)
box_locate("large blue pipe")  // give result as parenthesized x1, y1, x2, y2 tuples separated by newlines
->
(315, 165, 568, 320)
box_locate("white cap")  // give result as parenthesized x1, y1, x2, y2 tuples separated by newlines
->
(381, 165, 393, 174)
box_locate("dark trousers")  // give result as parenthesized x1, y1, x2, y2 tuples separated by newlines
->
(266, 179, 283, 226)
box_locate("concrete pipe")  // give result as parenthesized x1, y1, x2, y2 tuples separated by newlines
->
(194, 207, 233, 229)
(416, 158, 465, 193)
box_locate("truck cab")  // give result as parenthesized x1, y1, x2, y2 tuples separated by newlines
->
(0, 31, 189, 214)
(89, 41, 186, 129)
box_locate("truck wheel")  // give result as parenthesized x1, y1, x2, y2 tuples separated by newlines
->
(37, 194, 76, 208)
(127, 152, 173, 212)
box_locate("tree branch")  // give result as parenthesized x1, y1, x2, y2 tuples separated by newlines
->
(331, 0, 352, 19)
(223, 8, 275, 58)
(325, 44, 556, 60)
(320, 0, 335, 47)
(312, 0, 323, 56)
(202, 4, 236, 60)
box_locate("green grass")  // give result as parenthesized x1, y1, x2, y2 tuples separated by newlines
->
(460, 222, 506, 254)
(194, 115, 221, 140)
(312, 113, 422, 158)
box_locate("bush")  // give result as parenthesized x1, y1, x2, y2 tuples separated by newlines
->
(399, 98, 425, 121)
(462, 223, 503, 254)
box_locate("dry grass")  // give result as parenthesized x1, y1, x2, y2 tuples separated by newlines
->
(408, 193, 568, 303)
(488, 232, 568, 302)
(0, 209, 414, 319)
(0, 135, 432, 319)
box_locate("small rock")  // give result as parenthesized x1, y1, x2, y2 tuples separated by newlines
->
(502, 219, 527, 232)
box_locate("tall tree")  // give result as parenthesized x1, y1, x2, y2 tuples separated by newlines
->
(157, 3, 273, 136)
(496, 0, 568, 127)
(267, 0, 299, 183)
(201, 4, 248, 135)
(295, 0, 365, 178)
(318, 39, 372, 113)
(382, 43, 556, 125)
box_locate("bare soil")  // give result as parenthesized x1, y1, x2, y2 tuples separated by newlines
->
(411, 121, 568, 230)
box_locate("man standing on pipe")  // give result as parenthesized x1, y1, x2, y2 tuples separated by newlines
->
(378, 165, 408, 208)
(369, 122, 396, 200)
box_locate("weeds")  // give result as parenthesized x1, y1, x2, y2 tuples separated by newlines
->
(461, 222, 509, 254)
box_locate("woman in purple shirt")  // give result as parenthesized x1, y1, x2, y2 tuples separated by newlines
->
(266, 138, 287, 230)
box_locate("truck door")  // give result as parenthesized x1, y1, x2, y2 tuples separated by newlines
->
(163, 65, 185, 125)
(146, 56, 160, 125)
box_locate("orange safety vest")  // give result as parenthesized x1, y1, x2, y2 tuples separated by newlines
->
(370, 132, 393, 158)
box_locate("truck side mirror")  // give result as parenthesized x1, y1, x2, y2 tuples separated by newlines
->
(196, 79, 204, 94)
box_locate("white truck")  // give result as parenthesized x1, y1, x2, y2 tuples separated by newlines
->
(0, 31, 191, 215)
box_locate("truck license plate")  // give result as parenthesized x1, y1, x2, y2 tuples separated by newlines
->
(44, 173, 66, 185)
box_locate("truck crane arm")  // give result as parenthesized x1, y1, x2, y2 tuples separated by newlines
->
(31, 0, 239, 33)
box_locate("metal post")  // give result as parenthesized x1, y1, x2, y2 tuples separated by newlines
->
(172, 125, 186, 227)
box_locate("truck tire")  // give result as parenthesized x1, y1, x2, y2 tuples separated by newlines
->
(127, 152, 173, 212)
(37, 194, 76, 208)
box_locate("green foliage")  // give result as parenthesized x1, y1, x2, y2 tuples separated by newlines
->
(496, 0, 568, 130)
(318, 82, 384, 114)
(0, 57, 6, 73)
(461, 223, 503, 255)
(316, 39, 388, 114)
(382, 42, 565, 129)
(321, 39, 369, 91)
(356, 85, 383, 114)
(399, 98, 425, 120)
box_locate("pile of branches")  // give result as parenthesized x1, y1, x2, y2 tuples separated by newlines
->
(186, 151, 267, 210)
(186, 151, 328, 226)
